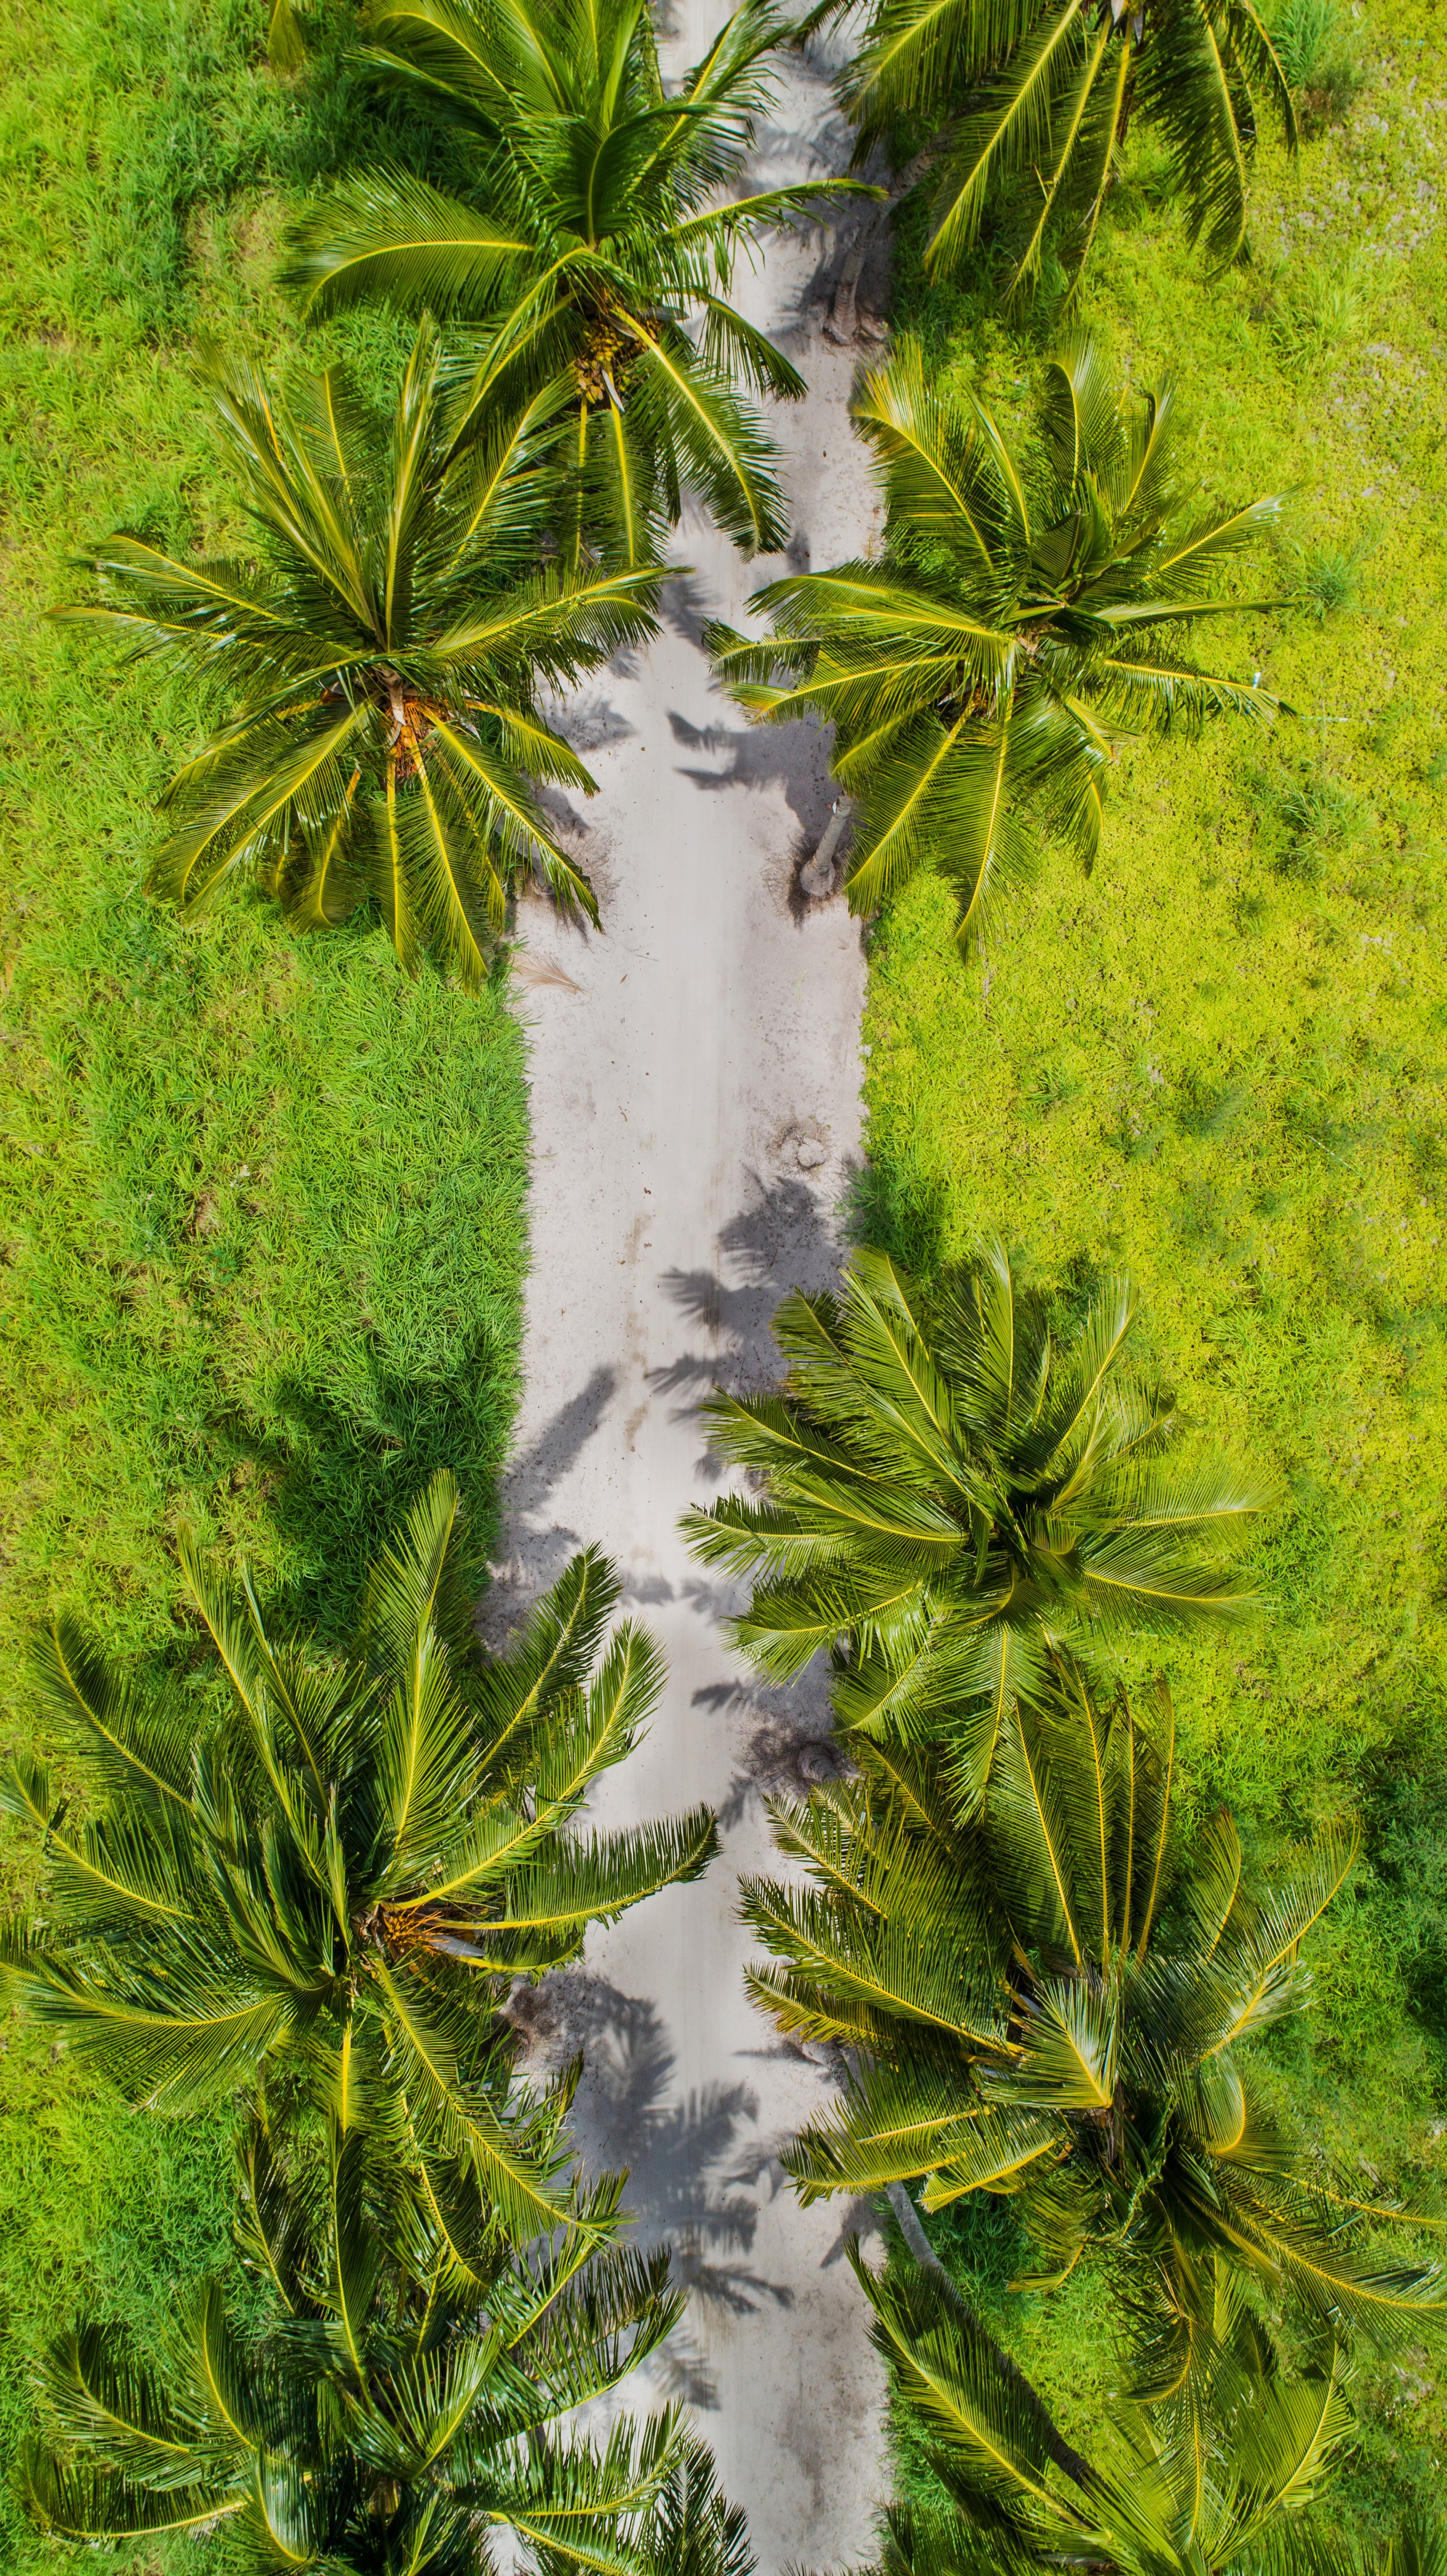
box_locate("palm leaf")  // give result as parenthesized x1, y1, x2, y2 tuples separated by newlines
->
(624, 319, 788, 554)
(285, 167, 529, 315)
(490, 1808, 720, 1949)
(373, 1957, 575, 2241)
(29, 1616, 194, 1811)
(853, 2250, 1083, 2522)
(924, 1, 1091, 279)
(22, 2452, 244, 2540)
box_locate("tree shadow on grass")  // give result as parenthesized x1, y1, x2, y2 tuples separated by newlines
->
(227, 1318, 516, 1643)
(64, 0, 471, 344)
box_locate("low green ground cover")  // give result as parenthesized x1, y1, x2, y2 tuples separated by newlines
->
(865, 1, 1447, 2540)
(0, 1, 528, 2558)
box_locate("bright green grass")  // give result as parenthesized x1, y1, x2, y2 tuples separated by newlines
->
(0, 0, 528, 2559)
(865, 2, 1447, 2546)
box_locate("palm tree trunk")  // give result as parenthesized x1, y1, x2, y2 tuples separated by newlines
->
(825, 146, 938, 344)
(800, 794, 852, 895)
(884, 2184, 1094, 2491)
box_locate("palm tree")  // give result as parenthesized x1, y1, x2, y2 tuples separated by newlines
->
(848, 2247, 1370, 2576)
(56, 325, 665, 981)
(683, 1244, 1269, 1793)
(708, 334, 1286, 959)
(0, 1471, 717, 2244)
(741, 1660, 1443, 2368)
(283, 0, 875, 561)
(23, 2113, 753, 2574)
(805, 0, 1295, 304)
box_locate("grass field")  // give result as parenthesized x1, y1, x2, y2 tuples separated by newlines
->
(863, 0, 1447, 2541)
(0, 0, 1444, 2555)
(0, 1, 529, 2558)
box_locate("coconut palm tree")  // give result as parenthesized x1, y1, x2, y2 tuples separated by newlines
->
(55, 325, 665, 981)
(849, 2246, 1371, 2576)
(22, 2112, 752, 2573)
(804, 0, 1296, 304)
(284, 0, 875, 561)
(742, 1660, 1443, 2369)
(708, 334, 1286, 959)
(0, 1471, 717, 2244)
(682, 1244, 1269, 1793)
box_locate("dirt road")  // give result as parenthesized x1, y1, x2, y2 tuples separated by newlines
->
(490, 8, 889, 2561)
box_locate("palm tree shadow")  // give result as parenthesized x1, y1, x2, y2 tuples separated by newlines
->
(507, 1974, 793, 2409)
(668, 708, 838, 847)
(650, 1167, 857, 1415)
(221, 1319, 517, 1643)
(656, 570, 727, 651)
(480, 1369, 622, 1640)
(270, 2, 482, 196)
(692, 1677, 846, 1833)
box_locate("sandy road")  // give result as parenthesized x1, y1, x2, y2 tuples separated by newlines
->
(485, 5, 890, 2562)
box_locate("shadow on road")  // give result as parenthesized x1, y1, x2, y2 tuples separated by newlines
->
(690, 1677, 846, 1832)
(669, 707, 838, 847)
(507, 1972, 795, 2409)
(652, 1167, 854, 1409)
(482, 1365, 619, 1640)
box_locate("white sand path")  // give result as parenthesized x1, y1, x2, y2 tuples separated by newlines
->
(485, 7, 891, 2563)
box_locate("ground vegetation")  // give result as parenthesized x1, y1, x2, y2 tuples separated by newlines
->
(857, 0, 1447, 2546)
(0, 1, 533, 2556)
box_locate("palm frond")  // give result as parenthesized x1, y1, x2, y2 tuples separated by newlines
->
(286, 167, 530, 316)
(708, 331, 1285, 958)
(28, 1616, 195, 1811)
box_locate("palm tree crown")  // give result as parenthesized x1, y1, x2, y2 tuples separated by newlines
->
(744, 1665, 1443, 2366)
(285, 0, 874, 561)
(852, 2250, 1372, 2576)
(813, 0, 1296, 302)
(57, 328, 664, 981)
(683, 1244, 1269, 1791)
(24, 2113, 749, 2574)
(709, 334, 1286, 958)
(1, 1472, 717, 2244)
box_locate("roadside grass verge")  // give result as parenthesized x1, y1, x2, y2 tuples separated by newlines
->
(864, 1, 1447, 2542)
(0, 0, 528, 2559)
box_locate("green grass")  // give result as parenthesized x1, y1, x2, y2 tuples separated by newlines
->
(864, 1, 1447, 2546)
(0, 0, 529, 2558)
(1, 0, 1443, 2552)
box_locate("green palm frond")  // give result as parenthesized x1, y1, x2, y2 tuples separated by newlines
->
(685, 1244, 1265, 1735)
(853, 2249, 1087, 2524)
(27, 1614, 196, 1813)
(22, 2451, 246, 2542)
(843, 2193, 1397, 2576)
(6, 1474, 717, 2246)
(22, 2117, 733, 2576)
(742, 1654, 1441, 2381)
(494, 1809, 719, 1953)
(282, 0, 871, 559)
(712, 332, 1287, 961)
(286, 165, 531, 315)
(57, 331, 662, 972)
(831, 0, 1294, 301)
